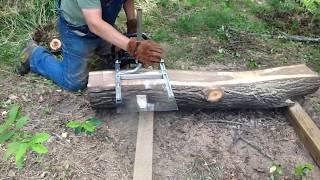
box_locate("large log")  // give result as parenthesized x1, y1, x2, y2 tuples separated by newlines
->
(87, 64, 320, 109)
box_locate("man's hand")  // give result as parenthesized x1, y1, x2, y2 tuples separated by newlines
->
(126, 19, 137, 34)
(127, 38, 164, 66)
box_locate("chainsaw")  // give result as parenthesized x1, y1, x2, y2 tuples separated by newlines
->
(113, 9, 178, 113)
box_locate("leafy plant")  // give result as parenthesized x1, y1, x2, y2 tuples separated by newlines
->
(0, 105, 50, 168)
(4, 133, 50, 168)
(294, 163, 314, 179)
(0, 105, 28, 144)
(269, 163, 284, 180)
(67, 118, 102, 135)
(247, 59, 260, 69)
(299, 0, 320, 14)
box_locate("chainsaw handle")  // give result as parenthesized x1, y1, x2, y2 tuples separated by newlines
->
(120, 63, 142, 75)
(125, 33, 149, 40)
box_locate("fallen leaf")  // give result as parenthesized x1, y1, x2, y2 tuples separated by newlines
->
(8, 170, 15, 177)
(22, 95, 29, 102)
(270, 166, 276, 173)
(1, 110, 8, 117)
(41, 171, 48, 178)
(61, 132, 68, 138)
(4, 99, 12, 106)
(8, 94, 18, 100)
(38, 96, 44, 103)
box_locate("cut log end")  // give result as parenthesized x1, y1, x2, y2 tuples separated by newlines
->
(207, 88, 224, 102)
(49, 38, 61, 52)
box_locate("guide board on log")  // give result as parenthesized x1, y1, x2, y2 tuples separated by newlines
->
(87, 64, 320, 109)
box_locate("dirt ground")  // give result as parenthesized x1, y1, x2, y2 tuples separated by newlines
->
(1, 65, 320, 180)
(304, 89, 320, 128)
(1, 12, 320, 179)
(2, 1, 320, 179)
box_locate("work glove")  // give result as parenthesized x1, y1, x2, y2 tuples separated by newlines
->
(126, 19, 137, 34)
(127, 38, 164, 66)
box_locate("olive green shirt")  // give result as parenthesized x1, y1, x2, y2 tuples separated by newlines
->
(61, 0, 101, 26)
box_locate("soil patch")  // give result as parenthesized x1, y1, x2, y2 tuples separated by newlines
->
(0, 74, 320, 179)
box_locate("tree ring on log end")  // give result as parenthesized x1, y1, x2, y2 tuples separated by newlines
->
(49, 38, 61, 52)
(207, 88, 224, 103)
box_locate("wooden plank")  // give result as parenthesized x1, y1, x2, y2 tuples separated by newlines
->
(287, 102, 320, 167)
(133, 112, 154, 180)
(88, 64, 320, 109)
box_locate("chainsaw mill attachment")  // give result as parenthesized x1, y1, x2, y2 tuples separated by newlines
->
(115, 9, 178, 113)
(115, 59, 178, 113)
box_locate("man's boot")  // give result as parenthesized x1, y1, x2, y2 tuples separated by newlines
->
(16, 40, 38, 76)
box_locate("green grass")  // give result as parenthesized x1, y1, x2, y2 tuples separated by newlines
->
(142, 0, 269, 42)
(174, 2, 268, 37)
(254, 0, 298, 13)
(0, 0, 319, 72)
(306, 45, 320, 72)
(152, 28, 175, 42)
(0, 0, 56, 67)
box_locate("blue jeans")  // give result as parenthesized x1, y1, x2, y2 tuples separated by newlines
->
(30, 16, 107, 91)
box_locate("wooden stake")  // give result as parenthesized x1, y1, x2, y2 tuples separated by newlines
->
(133, 112, 154, 180)
(287, 102, 320, 167)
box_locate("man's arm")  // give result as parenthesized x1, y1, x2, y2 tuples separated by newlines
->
(123, 0, 137, 34)
(123, 0, 135, 20)
(81, 8, 164, 65)
(82, 9, 129, 50)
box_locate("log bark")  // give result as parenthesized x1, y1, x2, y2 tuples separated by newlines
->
(87, 64, 320, 109)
